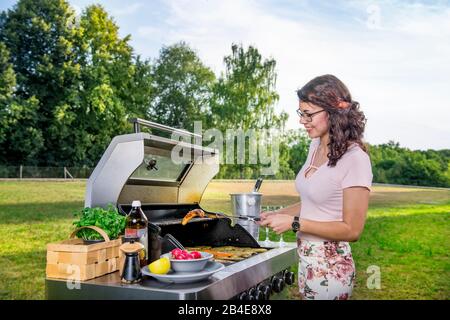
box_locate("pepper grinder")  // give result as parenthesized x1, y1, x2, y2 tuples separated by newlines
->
(120, 240, 144, 284)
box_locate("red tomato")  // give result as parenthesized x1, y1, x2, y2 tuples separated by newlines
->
(190, 251, 202, 259)
(171, 248, 182, 256)
(179, 252, 189, 260)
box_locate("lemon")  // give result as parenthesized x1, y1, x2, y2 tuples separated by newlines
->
(148, 257, 171, 274)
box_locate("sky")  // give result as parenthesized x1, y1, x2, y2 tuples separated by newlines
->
(1, 0, 449, 150)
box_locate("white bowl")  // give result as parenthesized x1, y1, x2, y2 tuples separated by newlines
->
(162, 251, 214, 273)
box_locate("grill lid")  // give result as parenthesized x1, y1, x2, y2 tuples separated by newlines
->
(85, 119, 219, 208)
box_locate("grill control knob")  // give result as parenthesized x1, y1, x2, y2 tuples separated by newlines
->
(264, 286, 272, 300)
(272, 277, 285, 293)
(245, 287, 256, 300)
(253, 287, 265, 300)
(238, 292, 248, 300)
(284, 271, 295, 285)
(257, 284, 271, 300)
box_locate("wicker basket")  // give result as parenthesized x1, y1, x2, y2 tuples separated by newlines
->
(46, 226, 122, 281)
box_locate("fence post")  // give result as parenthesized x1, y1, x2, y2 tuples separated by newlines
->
(64, 167, 74, 180)
(20, 165, 23, 180)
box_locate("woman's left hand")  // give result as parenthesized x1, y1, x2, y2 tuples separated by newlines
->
(259, 214, 294, 234)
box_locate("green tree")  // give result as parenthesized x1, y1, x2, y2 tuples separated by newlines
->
(0, 0, 82, 165)
(0, 42, 43, 164)
(284, 129, 310, 176)
(0, 42, 15, 99)
(0, 97, 43, 164)
(68, 4, 144, 166)
(0, 1, 152, 166)
(369, 142, 450, 187)
(212, 44, 282, 130)
(149, 42, 216, 131)
(128, 55, 153, 118)
(211, 44, 287, 178)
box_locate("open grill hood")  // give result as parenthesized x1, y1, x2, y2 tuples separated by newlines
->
(46, 119, 298, 300)
(85, 129, 219, 208)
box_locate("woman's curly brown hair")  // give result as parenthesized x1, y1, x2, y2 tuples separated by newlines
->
(297, 74, 368, 167)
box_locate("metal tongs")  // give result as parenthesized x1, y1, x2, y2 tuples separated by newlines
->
(234, 216, 261, 223)
(162, 233, 186, 251)
(214, 212, 261, 223)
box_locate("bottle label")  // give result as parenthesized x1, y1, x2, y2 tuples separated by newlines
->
(125, 228, 147, 239)
(125, 228, 138, 238)
(137, 228, 147, 238)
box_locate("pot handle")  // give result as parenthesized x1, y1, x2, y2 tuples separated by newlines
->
(253, 177, 264, 193)
(70, 226, 111, 242)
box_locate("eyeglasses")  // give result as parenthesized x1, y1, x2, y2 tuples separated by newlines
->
(296, 109, 326, 122)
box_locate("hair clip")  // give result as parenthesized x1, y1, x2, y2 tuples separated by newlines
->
(337, 101, 351, 109)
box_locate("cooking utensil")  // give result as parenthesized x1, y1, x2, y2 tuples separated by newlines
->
(229, 178, 264, 240)
(162, 233, 186, 251)
(213, 212, 260, 223)
(233, 216, 261, 223)
(253, 177, 264, 193)
(230, 193, 262, 218)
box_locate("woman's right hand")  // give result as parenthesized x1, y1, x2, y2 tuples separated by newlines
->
(260, 210, 277, 222)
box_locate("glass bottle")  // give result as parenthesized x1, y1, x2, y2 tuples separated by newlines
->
(124, 200, 148, 266)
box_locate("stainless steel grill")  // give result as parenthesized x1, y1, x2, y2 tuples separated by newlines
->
(46, 119, 298, 300)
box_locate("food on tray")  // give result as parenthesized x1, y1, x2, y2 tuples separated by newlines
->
(171, 248, 203, 260)
(185, 246, 267, 262)
(148, 257, 171, 274)
(181, 208, 206, 225)
(200, 249, 233, 258)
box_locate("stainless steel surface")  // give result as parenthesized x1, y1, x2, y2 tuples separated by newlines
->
(226, 215, 261, 222)
(51, 119, 299, 300)
(230, 193, 262, 240)
(199, 212, 260, 223)
(85, 132, 219, 208)
(229, 193, 262, 217)
(46, 244, 298, 300)
(130, 118, 202, 140)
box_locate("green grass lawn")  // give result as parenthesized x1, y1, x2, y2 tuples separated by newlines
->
(0, 180, 449, 300)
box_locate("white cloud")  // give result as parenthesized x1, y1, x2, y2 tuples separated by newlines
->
(69, 0, 450, 150)
(111, 2, 144, 17)
(137, 26, 160, 37)
(146, 0, 450, 150)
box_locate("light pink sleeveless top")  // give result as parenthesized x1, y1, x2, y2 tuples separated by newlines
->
(295, 138, 373, 241)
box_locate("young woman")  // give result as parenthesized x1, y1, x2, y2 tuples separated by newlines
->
(260, 74, 373, 300)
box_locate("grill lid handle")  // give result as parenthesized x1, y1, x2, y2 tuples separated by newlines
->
(130, 118, 202, 140)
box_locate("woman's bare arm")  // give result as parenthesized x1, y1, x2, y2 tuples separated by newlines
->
(300, 187, 369, 241)
(260, 187, 370, 242)
(260, 202, 301, 220)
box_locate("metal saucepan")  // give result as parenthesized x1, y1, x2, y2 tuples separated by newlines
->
(229, 177, 264, 217)
(228, 177, 264, 241)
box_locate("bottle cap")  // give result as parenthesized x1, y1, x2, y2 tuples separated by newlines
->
(120, 241, 144, 254)
(131, 200, 141, 208)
